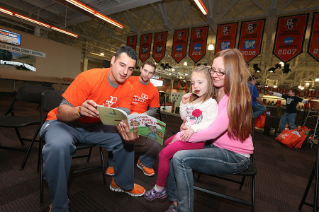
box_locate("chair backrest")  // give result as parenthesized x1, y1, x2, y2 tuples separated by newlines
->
(310, 101, 319, 110)
(40, 90, 64, 123)
(15, 85, 55, 104)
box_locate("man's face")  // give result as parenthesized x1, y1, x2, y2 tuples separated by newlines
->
(140, 64, 155, 83)
(251, 79, 257, 85)
(109, 53, 136, 84)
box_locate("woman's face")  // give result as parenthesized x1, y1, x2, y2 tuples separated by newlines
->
(211, 57, 225, 88)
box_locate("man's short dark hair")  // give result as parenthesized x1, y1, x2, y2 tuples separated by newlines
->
(115, 46, 137, 62)
(142, 61, 157, 73)
(248, 75, 258, 82)
(290, 88, 299, 96)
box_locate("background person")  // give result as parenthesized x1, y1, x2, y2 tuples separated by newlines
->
(40, 46, 145, 212)
(248, 75, 267, 118)
(144, 65, 218, 201)
(165, 49, 253, 212)
(106, 61, 161, 177)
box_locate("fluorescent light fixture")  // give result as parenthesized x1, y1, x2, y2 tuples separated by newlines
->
(51, 27, 78, 38)
(0, 7, 13, 15)
(100, 53, 104, 56)
(184, 62, 187, 66)
(194, 0, 208, 15)
(208, 44, 214, 50)
(15, 14, 51, 28)
(65, 0, 124, 29)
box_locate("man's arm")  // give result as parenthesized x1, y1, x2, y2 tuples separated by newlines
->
(145, 107, 158, 117)
(255, 97, 266, 107)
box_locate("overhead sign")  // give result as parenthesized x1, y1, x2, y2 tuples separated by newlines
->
(0, 43, 46, 57)
(139, 33, 152, 62)
(171, 29, 189, 63)
(189, 26, 208, 63)
(238, 19, 265, 62)
(215, 22, 238, 55)
(308, 12, 319, 62)
(273, 14, 309, 62)
(152, 31, 167, 63)
(126, 35, 137, 51)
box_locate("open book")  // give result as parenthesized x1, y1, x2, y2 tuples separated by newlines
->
(97, 106, 166, 145)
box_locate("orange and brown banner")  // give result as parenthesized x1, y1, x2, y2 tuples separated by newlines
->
(308, 12, 319, 62)
(215, 23, 238, 55)
(273, 14, 309, 62)
(139, 33, 152, 62)
(189, 26, 209, 63)
(152, 31, 168, 63)
(126, 35, 137, 51)
(238, 19, 265, 62)
(171, 29, 189, 63)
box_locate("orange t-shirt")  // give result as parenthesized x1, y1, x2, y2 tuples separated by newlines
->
(47, 68, 134, 123)
(128, 76, 160, 114)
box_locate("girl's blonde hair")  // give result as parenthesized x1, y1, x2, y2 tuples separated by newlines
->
(214, 49, 252, 142)
(189, 65, 215, 104)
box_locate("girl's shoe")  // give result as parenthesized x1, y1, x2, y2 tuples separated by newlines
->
(144, 186, 168, 201)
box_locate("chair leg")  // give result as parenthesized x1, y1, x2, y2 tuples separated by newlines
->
(299, 164, 315, 210)
(20, 127, 40, 170)
(196, 173, 201, 181)
(99, 147, 106, 185)
(40, 146, 44, 206)
(86, 147, 93, 163)
(239, 176, 246, 190)
(14, 128, 25, 145)
(251, 175, 255, 212)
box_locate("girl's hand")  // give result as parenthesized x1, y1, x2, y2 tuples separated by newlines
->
(169, 136, 177, 145)
(181, 93, 192, 104)
(180, 127, 194, 141)
(180, 118, 188, 131)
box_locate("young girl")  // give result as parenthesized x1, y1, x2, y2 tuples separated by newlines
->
(144, 65, 218, 201)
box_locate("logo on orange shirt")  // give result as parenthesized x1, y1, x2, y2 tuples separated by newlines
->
(102, 96, 118, 107)
(133, 93, 149, 104)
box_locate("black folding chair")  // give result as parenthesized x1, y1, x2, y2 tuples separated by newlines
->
(193, 120, 257, 212)
(0, 85, 54, 170)
(39, 90, 106, 206)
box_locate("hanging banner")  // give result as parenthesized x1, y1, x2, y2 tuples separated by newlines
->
(273, 14, 309, 62)
(139, 33, 152, 62)
(215, 22, 238, 55)
(126, 35, 137, 51)
(308, 12, 319, 62)
(152, 31, 168, 63)
(189, 26, 209, 63)
(171, 29, 189, 63)
(238, 19, 265, 62)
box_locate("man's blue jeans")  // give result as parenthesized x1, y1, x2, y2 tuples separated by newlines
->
(279, 112, 297, 133)
(253, 103, 266, 118)
(167, 144, 250, 212)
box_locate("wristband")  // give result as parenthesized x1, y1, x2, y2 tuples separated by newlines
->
(77, 106, 82, 117)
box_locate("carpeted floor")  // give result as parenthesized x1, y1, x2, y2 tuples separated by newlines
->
(0, 92, 318, 212)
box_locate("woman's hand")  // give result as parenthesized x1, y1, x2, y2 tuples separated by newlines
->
(80, 100, 99, 118)
(180, 127, 194, 141)
(180, 118, 188, 131)
(116, 120, 139, 144)
(181, 93, 192, 104)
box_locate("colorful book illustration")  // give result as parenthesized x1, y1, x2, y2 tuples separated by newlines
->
(97, 106, 166, 145)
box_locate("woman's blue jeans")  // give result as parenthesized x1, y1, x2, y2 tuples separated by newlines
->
(167, 144, 250, 212)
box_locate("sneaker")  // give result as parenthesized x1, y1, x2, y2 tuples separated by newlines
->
(110, 177, 145, 197)
(137, 158, 155, 176)
(165, 204, 177, 212)
(144, 186, 168, 201)
(49, 204, 69, 212)
(106, 166, 115, 176)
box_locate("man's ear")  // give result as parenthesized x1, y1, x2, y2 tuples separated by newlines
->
(110, 56, 115, 66)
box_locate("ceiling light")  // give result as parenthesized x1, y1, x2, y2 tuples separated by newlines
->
(316, 78, 319, 82)
(268, 67, 276, 73)
(172, 68, 175, 71)
(194, 0, 208, 15)
(306, 83, 310, 86)
(65, 0, 123, 29)
(0, 7, 13, 15)
(184, 62, 187, 66)
(51, 27, 78, 38)
(298, 85, 301, 88)
(100, 53, 104, 56)
(208, 44, 214, 50)
(300, 87, 304, 90)
(279, 62, 284, 66)
(185, 73, 188, 76)
(15, 14, 51, 28)
(274, 85, 277, 88)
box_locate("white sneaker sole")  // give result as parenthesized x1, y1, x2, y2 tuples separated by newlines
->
(106, 172, 114, 176)
(136, 163, 155, 176)
(109, 184, 145, 197)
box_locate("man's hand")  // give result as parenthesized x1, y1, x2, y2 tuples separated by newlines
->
(180, 118, 188, 131)
(180, 127, 194, 141)
(116, 120, 139, 144)
(181, 93, 192, 104)
(80, 100, 99, 118)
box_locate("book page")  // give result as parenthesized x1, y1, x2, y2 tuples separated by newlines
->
(97, 106, 128, 126)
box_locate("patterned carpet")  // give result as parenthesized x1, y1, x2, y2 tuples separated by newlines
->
(0, 92, 318, 212)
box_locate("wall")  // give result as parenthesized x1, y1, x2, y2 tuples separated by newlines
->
(0, 25, 81, 92)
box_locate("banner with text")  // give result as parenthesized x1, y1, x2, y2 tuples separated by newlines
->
(171, 29, 189, 63)
(308, 12, 319, 62)
(126, 35, 137, 51)
(152, 31, 168, 63)
(189, 26, 208, 63)
(215, 23, 238, 55)
(139, 33, 152, 62)
(273, 14, 309, 62)
(238, 19, 265, 62)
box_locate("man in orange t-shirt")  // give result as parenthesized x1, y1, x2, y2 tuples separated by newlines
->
(40, 46, 145, 212)
(106, 61, 161, 177)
